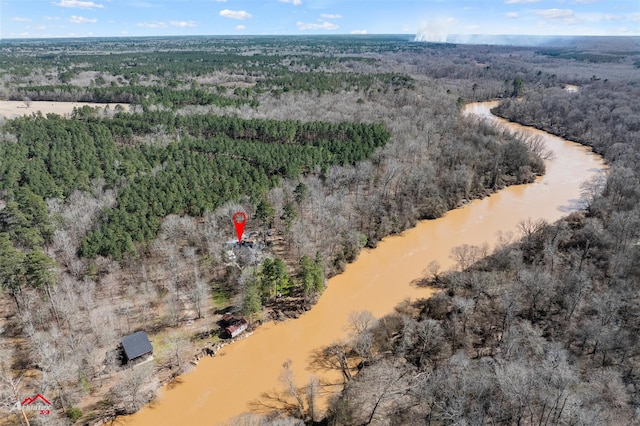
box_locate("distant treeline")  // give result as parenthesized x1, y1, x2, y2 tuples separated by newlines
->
(2, 50, 378, 80)
(10, 84, 256, 108)
(535, 49, 625, 63)
(2, 47, 412, 99)
(8, 70, 411, 106)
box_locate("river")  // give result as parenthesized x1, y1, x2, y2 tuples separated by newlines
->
(124, 101, 606, 425)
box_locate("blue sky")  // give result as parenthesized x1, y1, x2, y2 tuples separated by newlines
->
(1, 0, 638, 39)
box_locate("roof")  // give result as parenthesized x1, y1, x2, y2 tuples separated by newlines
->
(225, 318, 248, 337)
(121, 331, 153, 361)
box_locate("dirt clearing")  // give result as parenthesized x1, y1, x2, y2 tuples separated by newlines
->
(0, 101, 126, 119)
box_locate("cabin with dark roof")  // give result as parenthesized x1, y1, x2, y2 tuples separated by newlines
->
(121, 331, 153, 364)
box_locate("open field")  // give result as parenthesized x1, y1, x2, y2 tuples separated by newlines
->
(0, 101, 125, 119)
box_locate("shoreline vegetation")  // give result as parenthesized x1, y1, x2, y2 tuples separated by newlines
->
(0, 35, 637, 425)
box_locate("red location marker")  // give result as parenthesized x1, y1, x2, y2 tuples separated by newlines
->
(233, 212, 246, 243)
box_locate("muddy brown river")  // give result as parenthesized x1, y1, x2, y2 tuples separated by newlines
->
(124, 101, 606, 425)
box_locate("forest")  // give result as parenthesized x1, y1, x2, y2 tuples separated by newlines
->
(2, 111, 390, 261)
(0, 34, 639, 425)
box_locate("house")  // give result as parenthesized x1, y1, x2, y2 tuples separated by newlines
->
(121, 331, 153, 364)
(225, 319, 248, 338)
(220, 312, 248, 338)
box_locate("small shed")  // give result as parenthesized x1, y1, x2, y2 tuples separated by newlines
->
(225, 318, 248, 338)
(219, 313, 248, 338)
(121, 331, 153, 363)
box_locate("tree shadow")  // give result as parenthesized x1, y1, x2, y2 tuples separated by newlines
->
(557, 198, 585, 213)
(307, 344, 359, 385)
(248, 388, 301, 417)
(411, 276, 435, 288)
(166, 375, 184, 390)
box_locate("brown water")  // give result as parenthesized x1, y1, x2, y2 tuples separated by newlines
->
(124, 101, 606, 425)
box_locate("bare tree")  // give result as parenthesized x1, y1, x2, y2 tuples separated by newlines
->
(340, 359, 418, 425)
(0, 362, 30, 426)
(426, 260, 441, 281)
(278, 360, 305, 420)
(450, 244, 488, 272)
(111, 363, 157, 414)
(347, 311, 378, 364)
(306, 376, 319, 424)
(347, 310, 377, 337)
(164, 332, 192, 374)
(579, 171, 607, 209)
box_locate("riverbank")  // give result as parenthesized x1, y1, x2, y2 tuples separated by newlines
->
(122, 101, 606, 426)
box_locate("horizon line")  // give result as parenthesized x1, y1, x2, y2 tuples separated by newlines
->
(2, 33, 640, 41)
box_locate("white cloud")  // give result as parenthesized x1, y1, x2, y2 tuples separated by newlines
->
(351, 29, 367, 34)
(602, 14, 623, 22)
(320, 13, 341, 19)
(170, 20, 197, 28)
(574, 0, 597, 3)
(296, 20, 339, 30)
(506, 12, 519, 19)
(131, 1, 156, 7)
(69, 15, 97, 23)
(505, 0, 541, 3)
(35, 25, 47, 30)
(236, 25, 246, 30)
(137, 21, 168, 28)
(534, 8, 574, 19)
(11, 17, 32, 22)
(215, 0, 227, 2)
(44, 16, 61, 20)
(219, 9, 252, 20)
(534, 8, 578, 24)
(53, 0, 104, 9)
(279, 0, 302, 5)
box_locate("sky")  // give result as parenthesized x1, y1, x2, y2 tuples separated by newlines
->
(1, 0, 639, 39)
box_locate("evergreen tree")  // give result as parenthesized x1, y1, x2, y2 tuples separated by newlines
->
(281, 201, 297, 232)
(242, 280, 262, 323)
(24, 249, 56, 290)
(255, 199, 275, 228)
(260, 257, 291, 300)
(0, 233, 26, 309)
(299, 255, 324, 295)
